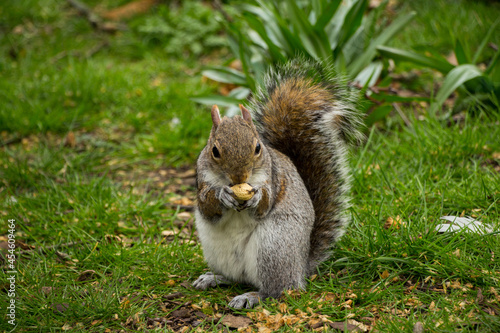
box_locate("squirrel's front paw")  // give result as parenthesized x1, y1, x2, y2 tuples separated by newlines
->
(216, 186, 241, 210)
(242, 185, 263, 209)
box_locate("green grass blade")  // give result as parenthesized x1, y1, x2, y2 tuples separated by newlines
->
(201, 66, 248, 86)
(472, 18, 500, 64)
(431, 64, 484, 112)
(377, 45, 454, 73)
(454, 39, 469, 65)
(348, 11, 416, 77)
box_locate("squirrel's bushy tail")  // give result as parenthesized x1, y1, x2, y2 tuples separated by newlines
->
(251, 59, 364, 273)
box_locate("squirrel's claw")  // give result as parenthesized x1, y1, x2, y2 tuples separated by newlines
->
(192, 272, 231, 290)
(241, 185, 262, 209)
(216, 186, 240, 211)
(228, 292, 260, 309)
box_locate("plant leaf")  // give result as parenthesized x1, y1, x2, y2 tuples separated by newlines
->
(454, 39, 469, 65)
(314, 0, 342, 31)
(348, 11, 416, 77)
(190, 95, 244, 107)
(485, 48, 500, 80)
(353, 61, 383, 88)
(377, 45, 454, 73)
(431, 64, 484, 112)
(365, 105, 393, 127)
(202, 67, 248, 86)
(472, 18, 500, 64)
(335, 0, 368, 56)
(243, 13, 286, 63)
(228, 87, 252, 99)
(283, 0, 330, 60)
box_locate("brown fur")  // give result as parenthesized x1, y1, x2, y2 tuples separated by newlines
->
(252, 70, 361, 271)
(197, 182, 223, 219)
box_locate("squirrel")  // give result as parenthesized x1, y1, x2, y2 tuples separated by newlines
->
(192, 59, 363, 309)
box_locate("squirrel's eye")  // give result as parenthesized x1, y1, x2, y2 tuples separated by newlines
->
(255, 143, 261, 155)
(212, 146, 220, 158)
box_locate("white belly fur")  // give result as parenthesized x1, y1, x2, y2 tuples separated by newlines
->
(195, 209, 261, 288)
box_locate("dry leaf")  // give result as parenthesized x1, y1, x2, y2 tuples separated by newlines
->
(61, 323, 72, 331)
(76, 270, 96, 282)
(221, 314, 253, 329)
(413, 321, 424, 333)
(328, 321, 362, 332)
(64, 131, 76, 148)
(384, 215, 402, 229)
(161, 230, 176, 237)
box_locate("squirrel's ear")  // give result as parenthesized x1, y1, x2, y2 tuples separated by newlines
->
(239, 104, 252, 124)
(211, 105, 221, 129)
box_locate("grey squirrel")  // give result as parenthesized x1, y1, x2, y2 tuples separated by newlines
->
(193, 59, 363, 309)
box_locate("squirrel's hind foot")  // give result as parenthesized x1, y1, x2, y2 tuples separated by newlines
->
(228, 292, 260, 309)
(192, 272, 231, 290)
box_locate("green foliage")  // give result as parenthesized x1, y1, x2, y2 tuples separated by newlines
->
(134, 1, 227, 57)
(377, 19, 500, 114)
(193, 0, 415, 117)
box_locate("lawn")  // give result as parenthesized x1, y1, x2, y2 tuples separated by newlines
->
(0, 0, 499, 332)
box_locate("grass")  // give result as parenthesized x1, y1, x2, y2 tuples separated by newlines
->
(0, 0, 499, 332)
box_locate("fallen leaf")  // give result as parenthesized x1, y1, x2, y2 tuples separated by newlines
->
(52, 303, 70, 314)
(101, 0, 158, 21)
(413, 322, 424, 333)
(161, 230, 176, 237)
(476, 288, 484, 305)
(328, 321, 362, 332)
(384, 215, 402, 229)
(163, 292, 183, 300)
(55, 251, 72, 261)
(221, 314, 253, 329)
(177, 212, 192, 221)
(41, 286, 53, 295)
(61, 323, 72, 331)
(64, 131, 76, 148)
(76, 270, 96, 282)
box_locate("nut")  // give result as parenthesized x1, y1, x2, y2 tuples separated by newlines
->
(231, 183, 255, 202)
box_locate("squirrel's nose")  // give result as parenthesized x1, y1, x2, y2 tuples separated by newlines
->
(230, 172, 249, 185)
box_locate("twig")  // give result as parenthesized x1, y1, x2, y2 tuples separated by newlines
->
(20, 241, 83, 254)
(213, 0, 233, 23)
(0, 136, 23, 147)
(50, 41, 109, 63)
(66, 0, 126, 32)
(67, 0, 101, 28)
(392, 102, 412, 127)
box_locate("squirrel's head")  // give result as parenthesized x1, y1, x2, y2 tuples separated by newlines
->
(207, 105, 265, 185)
